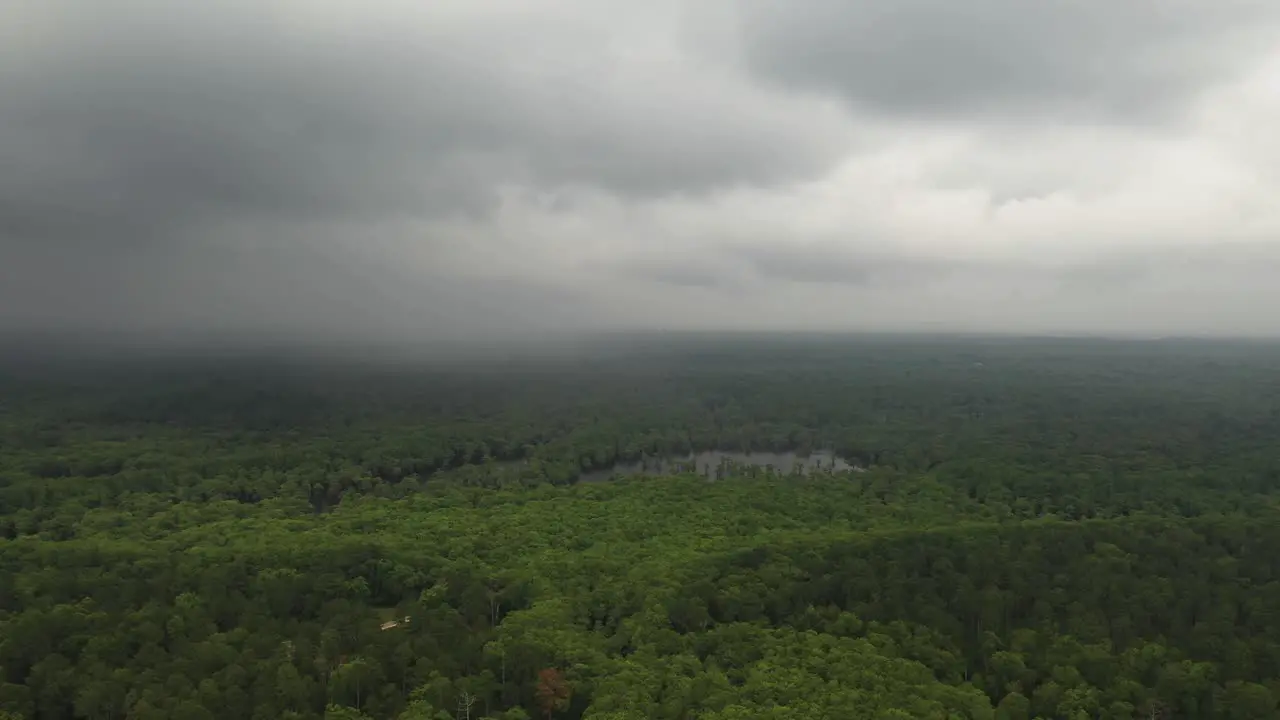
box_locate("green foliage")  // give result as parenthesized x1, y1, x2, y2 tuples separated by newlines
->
(4, 337, 1280, 718)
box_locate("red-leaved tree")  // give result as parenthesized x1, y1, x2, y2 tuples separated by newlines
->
(534, 668, 571, 719)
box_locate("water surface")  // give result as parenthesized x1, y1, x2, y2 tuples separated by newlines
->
(580, 450, 861, 483)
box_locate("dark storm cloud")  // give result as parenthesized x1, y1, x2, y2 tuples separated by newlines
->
(1, 2, 506, 247)
(739, 0, 1276, 121)
(0, 0, 853, 334)
(0, 0, 846, 251)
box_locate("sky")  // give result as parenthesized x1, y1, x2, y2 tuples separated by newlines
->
(3, 0, 1280, 341)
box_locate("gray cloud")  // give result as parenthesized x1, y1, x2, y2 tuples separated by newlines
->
(612, 240, 958, 292)
(1050, 241, 1280, 293)
(733, 243, 952, 286)
(3, 0, 1280, 340)
(631, 264, 733, 291)
(0, 236, 596, 340)
(739, 0, 1277, 121)
(0, 0, 849, 250)
(0, 0, 855, 335)
(2, 10, 498, 247)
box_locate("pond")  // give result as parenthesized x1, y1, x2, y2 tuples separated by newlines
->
(579, 450, 863, 483)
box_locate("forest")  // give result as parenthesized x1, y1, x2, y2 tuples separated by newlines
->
(3, 334, 1280, 719)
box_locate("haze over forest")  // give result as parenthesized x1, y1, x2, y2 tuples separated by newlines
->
(5, 0, 1280, 342)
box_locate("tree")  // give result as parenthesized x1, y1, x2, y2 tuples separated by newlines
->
(332, 657, 382, 711)
(1216, 681, 1276, 719)
(534, 669, 571, 720)
(995, 691, 1030, 720)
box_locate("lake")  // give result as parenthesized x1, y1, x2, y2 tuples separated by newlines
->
(579, 450, 862, 483)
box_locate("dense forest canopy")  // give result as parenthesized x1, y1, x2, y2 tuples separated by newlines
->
(3, 334, 1280, 719)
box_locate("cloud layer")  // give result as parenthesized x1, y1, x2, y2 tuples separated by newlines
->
(741, 0, 1275, 120)
(4, 0, 1280, 339)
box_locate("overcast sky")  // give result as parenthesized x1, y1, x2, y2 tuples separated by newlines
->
(4, 0, 1280, 341)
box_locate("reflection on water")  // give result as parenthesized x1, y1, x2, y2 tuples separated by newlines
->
(579, 450, 862, 483)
